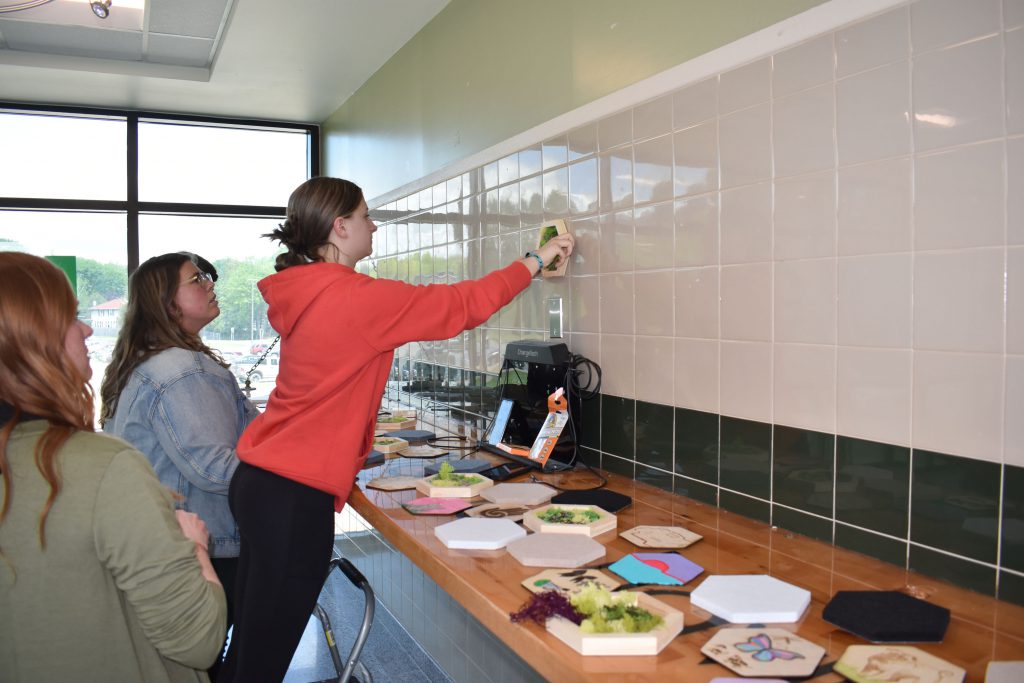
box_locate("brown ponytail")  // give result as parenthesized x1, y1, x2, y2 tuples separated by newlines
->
(265, 177, 364, 271)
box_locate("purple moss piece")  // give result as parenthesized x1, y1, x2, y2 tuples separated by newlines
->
(510, 590, 584, 626)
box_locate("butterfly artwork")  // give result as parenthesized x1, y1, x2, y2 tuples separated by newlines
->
(735, 633, 803, 662)
(701, 628, 826, 678)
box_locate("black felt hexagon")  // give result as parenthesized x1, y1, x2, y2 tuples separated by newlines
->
(550, 488, 632, 512)
(823, 591, 950, 643)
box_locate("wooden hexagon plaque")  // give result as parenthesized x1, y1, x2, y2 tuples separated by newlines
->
(546, 593, 683, 656)
(365, 475, 419, 491)
(434, 518, 526, 550)
(507, 533, 605, 568)
(481, 482, 557, 506)
(521, 568, 621, 595)
(835, 645, 964, 683)
(523, 504, 616, 537)
(376, 416, 417, 431)
(701, 628, 826, 678)
(620, 525, 702, 549)
(371, 437, 409, 454)
(415, 472, 494, 498)
(464, 503, 532, 522)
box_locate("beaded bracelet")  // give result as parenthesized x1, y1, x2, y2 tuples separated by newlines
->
(524, 250, 544, 272)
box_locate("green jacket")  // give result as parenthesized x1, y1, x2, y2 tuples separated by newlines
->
(0, 420, 227, 682)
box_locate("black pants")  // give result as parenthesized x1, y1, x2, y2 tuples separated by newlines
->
(219, 462, 335, 683)
(207, 556, 238, 682)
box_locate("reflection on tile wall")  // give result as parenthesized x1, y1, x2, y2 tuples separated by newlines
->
(367, 0, 1023, 603)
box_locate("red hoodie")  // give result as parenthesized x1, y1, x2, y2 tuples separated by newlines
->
(236, 260, 532, 511)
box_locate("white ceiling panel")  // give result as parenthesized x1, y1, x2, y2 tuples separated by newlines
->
(0, 0, 451, 123)
(146, 33, 212, 68)
(149, 0, 229, 39)
(0, 20, 142, 60)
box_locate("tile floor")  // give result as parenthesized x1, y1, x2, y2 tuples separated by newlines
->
(283, 542, 452, 683)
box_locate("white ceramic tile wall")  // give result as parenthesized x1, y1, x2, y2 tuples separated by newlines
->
(368, 0, 1020, 469)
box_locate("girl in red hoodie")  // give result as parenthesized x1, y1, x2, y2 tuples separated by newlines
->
(220, 177, 574, 682)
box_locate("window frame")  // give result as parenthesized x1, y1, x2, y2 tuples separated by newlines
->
(0, 101, 320, 272)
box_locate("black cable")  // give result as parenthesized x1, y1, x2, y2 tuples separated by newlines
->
(568, 353, 601, 400)
(427, 435, 476, 450)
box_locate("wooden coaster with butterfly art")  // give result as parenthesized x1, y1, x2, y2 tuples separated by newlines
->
(701, 628, 826, 678)
(521, 568, 621, 595)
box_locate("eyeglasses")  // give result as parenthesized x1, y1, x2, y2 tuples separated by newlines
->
(180, 271, 214, 287)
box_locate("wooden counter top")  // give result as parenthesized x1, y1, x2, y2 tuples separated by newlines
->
(351, 448, 1024, 683)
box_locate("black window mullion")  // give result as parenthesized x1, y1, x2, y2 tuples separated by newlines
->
(0, 198, 126, 211)
(138, 202, 286, 217)
(309, 126, 321, 177)
(127, 113, 139, 273)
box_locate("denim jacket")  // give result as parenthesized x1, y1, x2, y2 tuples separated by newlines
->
(105, 347, 258, 558)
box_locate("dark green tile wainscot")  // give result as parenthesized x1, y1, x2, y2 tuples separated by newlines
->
(636, 401, 673, 472)
(601, 396, 635, 460)
(909, 545, 996, 597)
(719, 417, 771, 499)
(675, 407, 718, 484)
(1001, 464, 1024, 573)
(720, 490, 770, 524)
(835, 437, 909, 538)
(773, 426, 834, 518)
(637, 463, 673, 494)
(910, 450, 1000, 564)
(835, 524, 908, 567)
(773, 505, 833, 544)
(675, 476, 718, 505)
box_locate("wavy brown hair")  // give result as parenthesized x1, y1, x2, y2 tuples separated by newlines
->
(99, 253, 225, 426)
(0, 252, 94, 549)
(265, 176, 364, 271)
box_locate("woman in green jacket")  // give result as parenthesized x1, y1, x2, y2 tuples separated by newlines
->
(0, 252, 227, 683)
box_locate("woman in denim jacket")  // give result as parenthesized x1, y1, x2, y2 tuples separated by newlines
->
(101, 251, 258, 680)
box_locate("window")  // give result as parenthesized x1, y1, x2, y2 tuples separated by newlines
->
(0, 104, 318, 404)
(0, 112, 127, 200)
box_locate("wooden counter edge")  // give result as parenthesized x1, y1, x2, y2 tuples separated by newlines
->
(348, 486, 589, 683)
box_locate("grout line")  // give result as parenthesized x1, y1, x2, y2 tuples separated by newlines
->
(905, 3, 917, 575)
(906, 539, 1004, 572)
(996, 1, 1010, 593)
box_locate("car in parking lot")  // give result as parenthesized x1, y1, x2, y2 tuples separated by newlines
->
(250, 339, 278, 355)
(230, 354, 280, 384)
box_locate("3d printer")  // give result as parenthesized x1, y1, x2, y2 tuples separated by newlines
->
(480, 340, 588, 472)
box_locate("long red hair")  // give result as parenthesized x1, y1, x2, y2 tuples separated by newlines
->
(0, 252, 94, 548)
